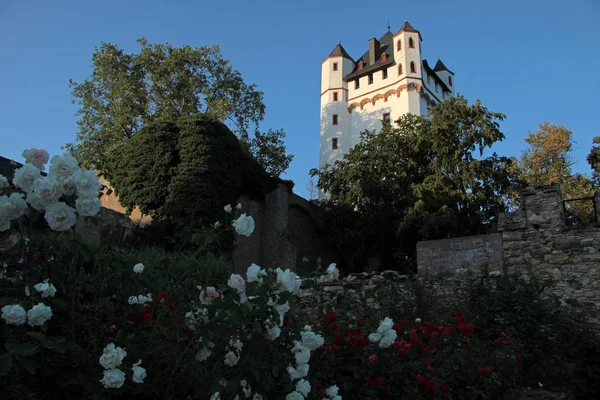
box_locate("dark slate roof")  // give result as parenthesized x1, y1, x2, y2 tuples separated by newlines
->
(327, 43, 353, 60)
(433, 59, 454, 75)
(398, 20, 423, 41)
(422, 60, 451, 92)
(344, 31, 395, 81)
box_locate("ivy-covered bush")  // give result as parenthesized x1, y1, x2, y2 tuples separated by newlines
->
(105, 114, 279, 250)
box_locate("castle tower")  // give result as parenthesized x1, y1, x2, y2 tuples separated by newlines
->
(319, 42, 355, 184)
(318, 21, 456, 200)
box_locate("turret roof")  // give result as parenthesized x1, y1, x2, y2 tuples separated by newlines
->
(397, 20, 423, 41)
(433, 59, 454, 75)
(327, 42, 353, 60)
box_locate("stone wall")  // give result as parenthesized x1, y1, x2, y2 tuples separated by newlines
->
(233, 184, 340, 274)
(498, 183, 600, 322)
(416, 233, 503, 277)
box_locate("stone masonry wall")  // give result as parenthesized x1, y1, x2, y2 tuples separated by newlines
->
(498, 183, 600, 323)
(416, 233, 503, 277)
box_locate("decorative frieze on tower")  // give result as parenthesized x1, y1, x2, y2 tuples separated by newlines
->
(319, 21, 455, 199)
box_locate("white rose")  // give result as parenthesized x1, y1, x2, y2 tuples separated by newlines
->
(300, 331, 325, 351)
(99, 343, 127, 369)
(246, 263, 266, 284)
(131, 359, 147, 383)
(295, 379, 311, 397)
(236, 203, 242, 210)
(28, 176, 63, 211)
(265, 324, 281, 341)
(326, 385, 340, 397)
(415, 317, 422, 324)
(379, 329, 397, 348)
(277, 269, 302, 294)
(1, 304, 27, 325)
(12, 163, 42, 193)
(27, 303, 53, 326)
(48, 153, 80, 183)
(287, 363, 309, 380)
(100, 368, 126, 389)
(199, 286, 220, 305)
(0, 193, 28, 220)
(196, 346, 212, 361)
(267, 298, 290, 327)
(293, 343, 310, 365)
(44, 202, 77, 231)
(232, 213, 255, 237)
(22, 148, 50, 170)
(228, 274, 246, 291)
(326, 263, 340, 280)
(128, 294, 152, 305)
(285, 392, 304, 400)
(133, 263, 145, 274)
(34, 280, 57, 298)
(223, 350, 240, 367)
(75, 170, 102, 197)
(75, 195, 102, 217)
(61, 173, 80, 196)
(224, 204, 232, 214)
(0, 174, 8, 189)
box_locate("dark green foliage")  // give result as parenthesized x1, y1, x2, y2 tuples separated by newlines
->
(163, 114, 246, 230)
(312, 96, 519, 273)
(467, 271, 600, 397)
(105, 121, 180, 218)
(587, 136, 600, 187)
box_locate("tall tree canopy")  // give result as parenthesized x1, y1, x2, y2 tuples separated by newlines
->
(310, 95, 518, 273)
(65, 38, 292, 176)
(587, 136, 600, 187)
(514, 122, 594, 224)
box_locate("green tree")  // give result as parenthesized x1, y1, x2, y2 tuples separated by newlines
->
(310, 96, 518, 273)
(587, 136, 600, 187)
(515, 122, 594, 224)
(65, 38, 292, 176)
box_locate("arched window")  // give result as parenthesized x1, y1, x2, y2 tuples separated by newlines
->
(396, 41, 402, 51)
(410, 61, 416, 73)
(409, 37, 415, 48)
(358, 60, 364, 70)
(398, 64, 403, 75)
(448, 76, 453, 86)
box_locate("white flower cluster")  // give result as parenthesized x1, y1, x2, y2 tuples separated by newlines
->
(368, 317, 397, 348)
(128, 294, 153, 305)
(317, 263, 340, 283)
(98, 343, 146, 389)
(2, 302, 53, 327)
(0, 149, 103, 232)
(322, 385, 342, 400)
(285, 326, 325, 399)
(33, 279, 57, 298)
(224, 337, 244, 367)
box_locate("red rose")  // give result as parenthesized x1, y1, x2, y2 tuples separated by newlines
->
(516, 354, 524, 365)
(333, 334, 346, 345)
(321, 311, 338, 325)
(442, 326, 456, 335)
(452, 312, 465, 325)
(477, 367, 493, 376)
(346, 328, 361, 336)
(459, 323, 474, 338)
(441, 384, 450, 393)
(368, 353, 379, 367)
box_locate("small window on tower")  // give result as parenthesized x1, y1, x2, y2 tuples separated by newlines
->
(410, 61, 416, 73)
(382, 69, 388, 79)
(358, 60, 364, 70)
(333, 62, 338, 71)
(355, 79, 360, 89)
(409, 37, 415, 48)
(368, 74, 373, 85)
(382, 113, 391, 125)
(332, 114, 338, 125)
(396, 41, 402, 51)
(333, 92, 339, 102)
(398, 64, 403, 75)
(332, 137, 338, 150)
(448, 76, 453, 86)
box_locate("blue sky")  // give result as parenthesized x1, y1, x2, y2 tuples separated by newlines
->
(1, 0, 599, 199)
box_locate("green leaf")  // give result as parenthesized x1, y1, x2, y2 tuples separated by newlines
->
(18, 357, 39, 375)
(26, 332, 47, 341)
(50, 298, 69, 310)
(9, 343, 39, 356)
(272, 365, 280, 378)
(252, 320, 262, 334)
(0, 354, 12, 376)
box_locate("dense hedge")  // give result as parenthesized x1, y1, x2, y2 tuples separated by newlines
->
(105, 114, 280, 251)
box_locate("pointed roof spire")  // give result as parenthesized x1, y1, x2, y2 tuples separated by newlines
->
(387, 20, 391, 32)
(397, 20, 423, 41)
(434, 59, 454, 74)
(326, 42, 353, 61)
